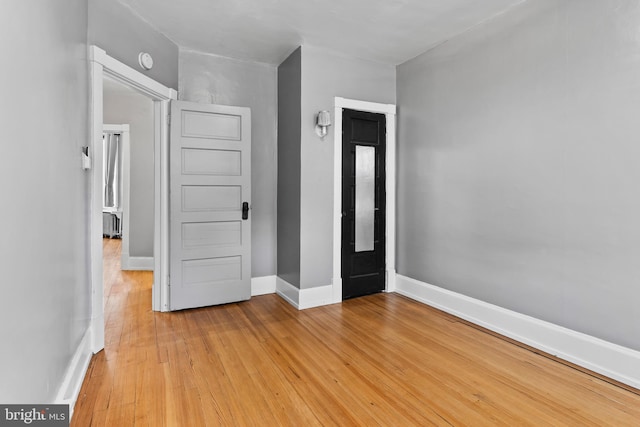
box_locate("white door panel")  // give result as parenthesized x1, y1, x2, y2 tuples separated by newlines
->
(182, 148, 242, 176)
(182, 110, 242, 140)
(170, 101, 251, 310)
(182, 221, 242, 249)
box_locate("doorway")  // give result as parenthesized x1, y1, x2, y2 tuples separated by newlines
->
(331, 97, 397, 304)
(89, 46, 177, 353)
(341, 109, 386, 299)
(102, 125, 128, 261)
(103, 78, 155, 272)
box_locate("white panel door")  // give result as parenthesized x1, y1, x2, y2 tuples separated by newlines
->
(170, 100, 251, 310)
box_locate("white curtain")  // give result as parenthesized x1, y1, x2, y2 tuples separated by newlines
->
(103, 133, 121, 209)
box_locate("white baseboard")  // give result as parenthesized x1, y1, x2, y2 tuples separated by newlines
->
(251, 275, 276, 296)
(121, 255, 154, 271)
(55, 327, 93, 419)
(276, 277, 336, 310)
(299, 284, 335, 309)
(395, 274, 640, 390)
(276, 277, 300, 308)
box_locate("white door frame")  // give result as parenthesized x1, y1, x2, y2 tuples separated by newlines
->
(332, 97, 397, 303)
(89, 46, 177, 353)
(102, 125, 130, 269)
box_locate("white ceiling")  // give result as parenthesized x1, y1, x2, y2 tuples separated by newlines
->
(119, 0, 525, 65)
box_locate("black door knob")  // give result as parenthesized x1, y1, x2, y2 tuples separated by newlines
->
(242, 202, 249, 220)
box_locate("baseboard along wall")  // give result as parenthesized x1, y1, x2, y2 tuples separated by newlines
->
(251, 276, 277, 296)
(66, 271, 639, 424)
(395, 274, 640, 390)
(121, 255, 154, 271)
(55, 327, 93, 420)
(275, 277, 336, 310)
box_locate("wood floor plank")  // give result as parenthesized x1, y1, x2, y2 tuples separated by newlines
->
(71, 238, 640, 426)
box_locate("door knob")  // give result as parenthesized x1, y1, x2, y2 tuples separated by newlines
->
(242, 202, 250, 220)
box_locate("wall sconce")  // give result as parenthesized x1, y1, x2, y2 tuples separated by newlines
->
(315, 110, 331, 138)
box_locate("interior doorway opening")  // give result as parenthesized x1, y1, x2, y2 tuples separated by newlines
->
(101, 125, 128, 265)
(103, 77, 156, 272)
(89, 46, 177, 353)
(331, 97, 397, 304)
(341, 108, 387, 300)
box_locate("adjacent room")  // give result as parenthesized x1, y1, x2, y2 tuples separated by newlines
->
(2, 0, 640, 425)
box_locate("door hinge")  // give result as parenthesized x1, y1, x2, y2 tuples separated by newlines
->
(167, 113, 171, 126)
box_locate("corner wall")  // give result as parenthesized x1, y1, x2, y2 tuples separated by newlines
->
(299, 46, 395, 289)
(396, 0, 640, 351)
(277, 48, 302, 287)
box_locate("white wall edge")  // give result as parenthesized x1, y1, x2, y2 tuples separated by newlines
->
(89, 50, 105, 354)
(251, 275, 277, 296)
(395, 274, 640, 389)
(55, 327, 93, 419)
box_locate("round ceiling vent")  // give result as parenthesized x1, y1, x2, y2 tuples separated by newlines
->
(138, 52, 153, 70)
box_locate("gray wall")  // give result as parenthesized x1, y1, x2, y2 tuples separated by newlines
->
(103, 82, 155, 258)
(0, 0, 91, 402)
(88, 0, 179, 89)
(299, 46, 396, 289)
(396, 0, 640, 351)
(277, 48, 302, 287)
(179, 50, 278, 278)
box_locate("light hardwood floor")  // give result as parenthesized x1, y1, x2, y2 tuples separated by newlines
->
(72, 238, 640, 426)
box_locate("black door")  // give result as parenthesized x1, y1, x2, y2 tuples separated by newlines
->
(342, 109, 386, 300)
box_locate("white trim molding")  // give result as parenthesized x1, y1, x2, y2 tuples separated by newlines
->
(251, 276, 277, 296)
(55, 328, 93, 419)
(332, 97, 397, 304)
(276, 277, 299, 308)
(89, 45, 177, 353)
(276, 277, 335, 310)
(395, 274, 640, 390)
(90, 47, 175, 101)
(122, 256, 154, 271)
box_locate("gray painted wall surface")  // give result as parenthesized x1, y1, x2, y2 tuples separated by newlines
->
(103, 84, 155, 258)
(277, 48, 302, 287)
(88, 0, 179, 89)
(299, 46, 396, 289)
(179, 50, 278, 277)
(396, 0, 640, 351)
(0, 0, 90, 402)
